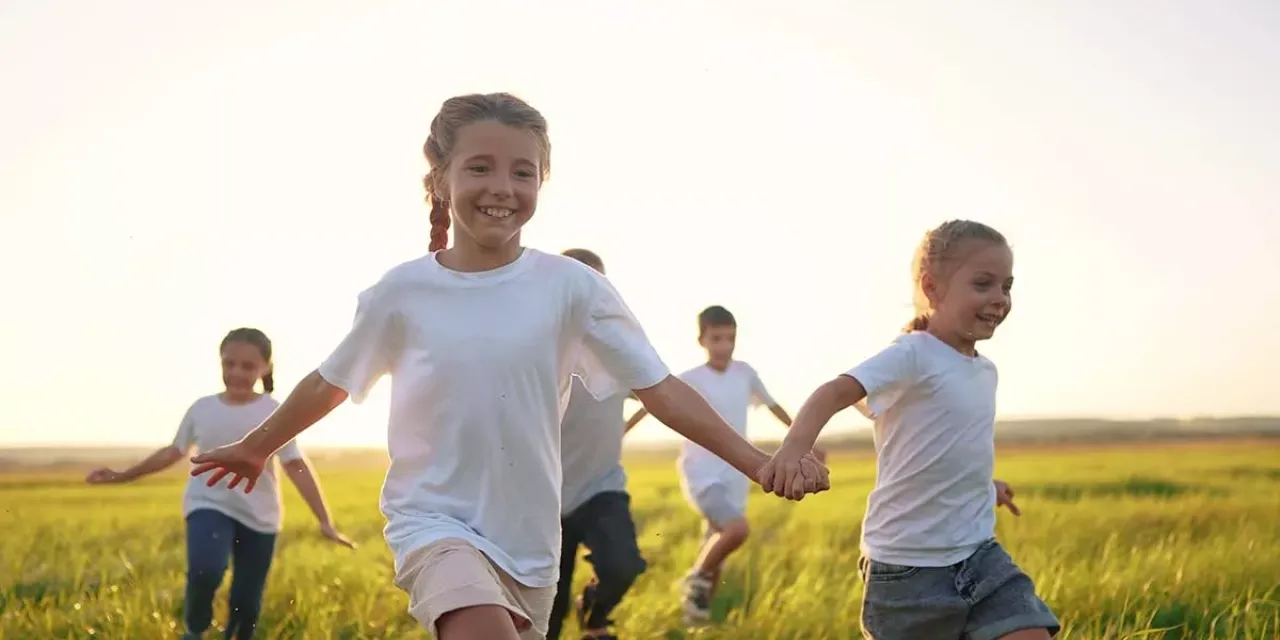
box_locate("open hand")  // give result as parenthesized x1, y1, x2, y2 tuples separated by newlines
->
(85, 467, 124, 484)
(756, 443, 831, 501)
(320, 522, 358, 549)
(190, 441, 267, 494)
(995, 479, 1020, 516)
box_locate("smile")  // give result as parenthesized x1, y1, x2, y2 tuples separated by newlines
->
(480, 207, 514, 219)
(977, 313, 1002, 328)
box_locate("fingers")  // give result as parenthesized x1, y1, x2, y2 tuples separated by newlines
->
(205, 467, 231, 487)
(756, 460, 777, 494)
(190, 462, 221, 477)
(1003, 498, 1021, 516)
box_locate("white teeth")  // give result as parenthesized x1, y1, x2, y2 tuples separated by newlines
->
(480, 207, 513, 219)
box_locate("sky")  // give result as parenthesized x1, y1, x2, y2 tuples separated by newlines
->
(1, 0, 1278, 449)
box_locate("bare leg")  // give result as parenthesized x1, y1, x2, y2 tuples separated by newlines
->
(693, 516, 749, 581)
(437, 605, 522, 640)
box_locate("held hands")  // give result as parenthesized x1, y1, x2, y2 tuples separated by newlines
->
(756, 442, 832, 501)
(995, 479, 1020, 516)
(189, 440, 268, 494)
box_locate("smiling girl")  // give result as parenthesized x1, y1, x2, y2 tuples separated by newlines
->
(86, 328, 352, 640)
(184, 93, 830, 640)
(758, 220, 1059, 640)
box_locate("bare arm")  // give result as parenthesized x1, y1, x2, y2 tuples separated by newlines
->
(623, 407, 648, 434)
(190, 370, 348, 492)
(87, 445, 184, 484)
(633, 376, 770, 479)
(242, 371, 347, 459)
(283, 457, 357, 547)
(767, 403, 793, 427)
(779, 375, 865, 452)
(283, 457, 336, 526)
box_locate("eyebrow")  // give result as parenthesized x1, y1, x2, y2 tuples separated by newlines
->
(460, 153, 537, 167)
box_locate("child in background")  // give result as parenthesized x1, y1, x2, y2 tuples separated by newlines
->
(86, 328, 353, 640)
(624, 305, 802, 625)
(185, 93, 830, 640)
(548, 248, 647, 640)
(758, 220, 1060, 640)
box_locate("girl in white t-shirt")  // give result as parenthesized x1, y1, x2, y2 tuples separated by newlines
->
(759, 220, 1060, 640)
(184, 93, 830, 640)
(86, 328, 353, 640)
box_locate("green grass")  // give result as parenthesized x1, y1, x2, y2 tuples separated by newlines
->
(2, 440, 1278, 639)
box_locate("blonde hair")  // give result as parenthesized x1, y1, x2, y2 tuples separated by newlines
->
(905, 219, 1008, 332)
(422, 93, 552, 252)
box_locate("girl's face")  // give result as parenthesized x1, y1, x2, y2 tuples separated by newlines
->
(928, 240, 1014, 352)
(442, 120, 543, 252)
(221, 340, 269, 396)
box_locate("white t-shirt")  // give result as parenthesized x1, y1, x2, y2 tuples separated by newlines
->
(560, 376, 630, 516)
(317, 248, 670, 589)
(845, 331, 999, 567)
(676, 361, 776, 500)
(171, 394, 303, 534)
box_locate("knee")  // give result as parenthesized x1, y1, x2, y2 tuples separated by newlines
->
(594, 549, 647, 588)
(721, 518, 750, 546)
(185, 563, 225, 592)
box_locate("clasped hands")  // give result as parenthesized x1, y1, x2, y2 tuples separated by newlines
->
(756, 441, 831, 501)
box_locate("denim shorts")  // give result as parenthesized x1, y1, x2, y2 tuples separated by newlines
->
(858, 539, 1060, 640)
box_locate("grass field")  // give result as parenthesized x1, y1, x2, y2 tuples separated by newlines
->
(2, 440, 1278, 639)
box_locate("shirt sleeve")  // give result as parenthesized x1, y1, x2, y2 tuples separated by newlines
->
(572, 268, 671, 401)
(275, 438, 305, 463)
(170, 402, 198, 452)
(844, 335, 921, 419)
(317, 281, 403, 404)
(747, 364, 778, 408)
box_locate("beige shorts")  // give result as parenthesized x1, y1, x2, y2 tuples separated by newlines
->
(393, 537, 556, 639)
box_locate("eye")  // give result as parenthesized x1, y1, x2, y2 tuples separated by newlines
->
(466, 165, 490, 175)
(514, 169, 537, 179)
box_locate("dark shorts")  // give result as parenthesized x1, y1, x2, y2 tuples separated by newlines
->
(858, 539, 1060, 640)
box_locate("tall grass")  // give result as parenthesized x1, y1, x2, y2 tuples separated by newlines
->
(2, 441, 1277, 638)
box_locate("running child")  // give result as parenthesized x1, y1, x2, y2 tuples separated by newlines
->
(547, 248, 648, 640)
(85, 328, 353, 640)
(757, 220, 1060, 640)
(184, 93, 830, 640)
(624, 305, 801, 624)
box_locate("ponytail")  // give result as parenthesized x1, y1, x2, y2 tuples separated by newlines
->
(903, 313, 930, 333)
(261, 370, 275, 394)
(428, 197, 449, 252)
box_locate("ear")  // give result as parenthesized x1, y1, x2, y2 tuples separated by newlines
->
(921, 271, 941, 306)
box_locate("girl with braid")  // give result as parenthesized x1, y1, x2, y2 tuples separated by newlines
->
(86, 328, 352, 640)
(186, 92, 831, 640)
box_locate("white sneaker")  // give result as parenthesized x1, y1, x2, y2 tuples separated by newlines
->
(680, 571, 713, 625)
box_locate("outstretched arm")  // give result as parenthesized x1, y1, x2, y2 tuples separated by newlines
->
(766, 403, 793, 427)
(87, 445, 185, 484)
(282, 456, 357, 548)
(758, 375, 865, 495)
(190, 371, 348, 492)
(634, 376, 828, 499)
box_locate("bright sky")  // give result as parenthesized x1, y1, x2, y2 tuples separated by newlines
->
(2, 0, 1278, 449)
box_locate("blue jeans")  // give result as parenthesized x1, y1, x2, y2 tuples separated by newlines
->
(184, 509, 278, 639)
(858, 539, 1060, 640)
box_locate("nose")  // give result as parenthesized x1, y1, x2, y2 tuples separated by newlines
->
(487, 173, 515, 198)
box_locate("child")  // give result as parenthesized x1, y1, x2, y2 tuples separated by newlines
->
(85, 327, 353, 640)
(758, 220, 1060, 640)
(624, 305, 799, 624)
(547, 248, 648, 640)
(185, 93, 830, 640)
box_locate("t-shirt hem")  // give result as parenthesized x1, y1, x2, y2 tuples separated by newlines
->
(182, 503, 283, 535)
(859, 539, 989, 567)
(390, 529, 558, 590)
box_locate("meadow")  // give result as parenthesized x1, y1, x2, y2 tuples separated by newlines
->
(1, 439, 1278, 639)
